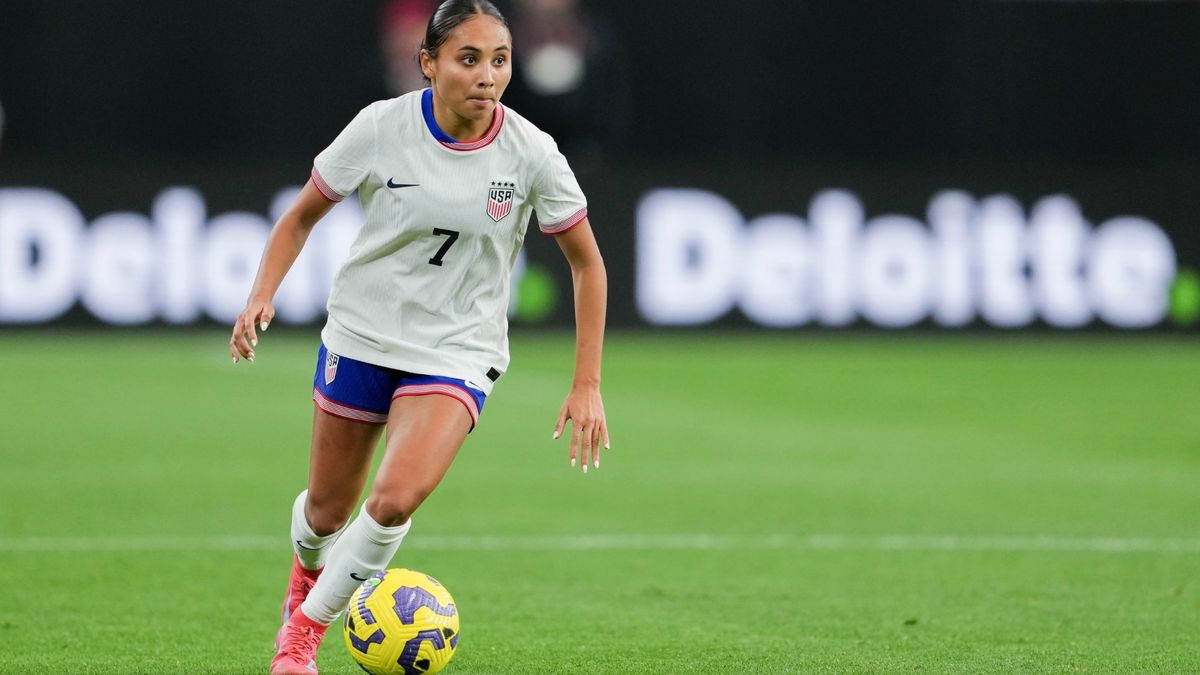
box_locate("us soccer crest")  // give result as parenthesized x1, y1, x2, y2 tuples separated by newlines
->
(325, 352, 339, 385)
(487, 181, 514, 222)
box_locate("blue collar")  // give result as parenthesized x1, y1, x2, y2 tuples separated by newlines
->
(421, 88, 459, 144)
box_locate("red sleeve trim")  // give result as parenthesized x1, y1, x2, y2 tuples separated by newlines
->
(540, 207, 588, 236)
(311, 167, 344, 203)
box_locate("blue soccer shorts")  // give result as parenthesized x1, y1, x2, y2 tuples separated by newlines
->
(311, 343, 487, 429)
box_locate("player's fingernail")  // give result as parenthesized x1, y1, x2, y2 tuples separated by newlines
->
(583, 463, 588, 474)
(248, 354, 255, 362)
(232, 356, 238, 364)
(553, 431, 560, 439)
(594, 459, 599, 469)
(251, 339, 257, 347)
(260, 321, 269, 331)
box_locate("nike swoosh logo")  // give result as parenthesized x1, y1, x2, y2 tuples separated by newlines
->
(387, 179, 419, 189)
(350, 572, 370, 581)
(295, 540, 320, 551)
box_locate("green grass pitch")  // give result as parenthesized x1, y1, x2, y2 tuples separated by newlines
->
(1, 330, 1197, 673)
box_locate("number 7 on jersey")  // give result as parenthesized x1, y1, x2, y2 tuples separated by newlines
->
(428, 228, 460, 267)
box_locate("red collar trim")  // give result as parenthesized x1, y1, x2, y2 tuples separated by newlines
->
(439, 103, 504, 151)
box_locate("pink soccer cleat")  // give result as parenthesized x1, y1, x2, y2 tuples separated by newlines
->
(270, 606, 329, 675)
(276, 556, 321, 651)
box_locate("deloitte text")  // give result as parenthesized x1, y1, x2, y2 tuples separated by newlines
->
(0, 187, 365, 325)
(0, 187, 530, 326)
(637, 189, 1177, 328)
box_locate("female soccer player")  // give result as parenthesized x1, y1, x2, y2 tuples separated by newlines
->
(228, 2, 609, 672)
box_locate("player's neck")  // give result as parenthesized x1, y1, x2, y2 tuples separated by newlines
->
(432, 104, 493, 143)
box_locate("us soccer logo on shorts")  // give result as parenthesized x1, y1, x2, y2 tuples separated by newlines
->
(487, 181, 514, 222)
(325, 353, 339, 385)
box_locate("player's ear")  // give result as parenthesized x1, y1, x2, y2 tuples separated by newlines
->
(419, 49, 436, 81)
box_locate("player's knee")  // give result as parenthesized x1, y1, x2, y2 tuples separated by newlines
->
(365, 488, 429, 528)
(305, 498, 354, 536)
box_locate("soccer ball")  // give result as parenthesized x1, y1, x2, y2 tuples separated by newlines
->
(343, 568, 461, 675)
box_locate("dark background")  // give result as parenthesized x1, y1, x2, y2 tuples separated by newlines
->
(1, 0, 1197, 327)
(4, 1, 1199, 163)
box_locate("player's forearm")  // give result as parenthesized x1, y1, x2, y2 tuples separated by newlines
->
(247, 215, 314, 303)
(570, 261, 607, 388)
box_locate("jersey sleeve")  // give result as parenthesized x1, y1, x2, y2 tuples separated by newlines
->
(530, 143, 588, 235)
(311, 104, 377, 202)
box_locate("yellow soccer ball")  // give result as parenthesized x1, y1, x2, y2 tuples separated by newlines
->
(343, 568, 461, 674)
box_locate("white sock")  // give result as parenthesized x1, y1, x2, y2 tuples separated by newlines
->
(290, 490, 344, 571)
(299, 504, 411, 624)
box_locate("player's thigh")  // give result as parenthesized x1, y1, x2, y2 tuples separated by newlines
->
(367, 395, 472, 522)
(306, 407, 384, 531)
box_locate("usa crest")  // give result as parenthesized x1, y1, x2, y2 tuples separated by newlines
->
(325, 352, 339, 385)
(487, 181, 515, 222)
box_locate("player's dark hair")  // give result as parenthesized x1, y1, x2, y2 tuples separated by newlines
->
(421, 0, 509, 59)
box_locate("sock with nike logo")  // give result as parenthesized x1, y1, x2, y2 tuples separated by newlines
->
(299, 503, 411, 624)
(290, 490, 346, 571)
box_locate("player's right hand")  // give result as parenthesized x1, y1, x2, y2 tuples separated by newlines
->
(230, 299, 275, 364)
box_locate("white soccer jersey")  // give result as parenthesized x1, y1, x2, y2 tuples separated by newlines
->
(310, 89, 588, 394)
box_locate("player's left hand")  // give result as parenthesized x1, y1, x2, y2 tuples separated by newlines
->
(229, 298, 275, 364)
(554, 384, 609, 474)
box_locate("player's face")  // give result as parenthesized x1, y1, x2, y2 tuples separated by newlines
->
(422, 15, 512, 136)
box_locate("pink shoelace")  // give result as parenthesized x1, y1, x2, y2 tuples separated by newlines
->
(296, 575, 316, 599)
(278, 624, 322, 664)
(284, 574, 317, 622)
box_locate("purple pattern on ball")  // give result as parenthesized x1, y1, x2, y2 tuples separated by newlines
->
(357, 594, 378, 626)
(391, 586, 456, 625)
(396, 628, 445, 674)
(355, 573, 388, 625)
(349, 627, 386, 654)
